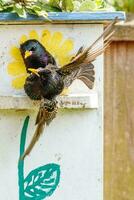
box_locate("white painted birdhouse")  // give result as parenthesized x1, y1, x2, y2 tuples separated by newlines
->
(0, 12, 125, 200)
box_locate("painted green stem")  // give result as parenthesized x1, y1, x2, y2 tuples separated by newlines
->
(18, 116, 30, 200)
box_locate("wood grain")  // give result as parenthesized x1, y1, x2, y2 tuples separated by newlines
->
(112, 14, 134, 41)
(104, 41, 134, 200)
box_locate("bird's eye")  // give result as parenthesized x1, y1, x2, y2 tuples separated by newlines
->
(30, 46, 36, 51)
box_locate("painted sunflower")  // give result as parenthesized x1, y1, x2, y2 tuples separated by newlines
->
(7, 30, 74, 90)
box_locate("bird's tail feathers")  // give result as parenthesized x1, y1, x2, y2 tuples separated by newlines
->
(20, 121, 45, 160)
(71, 18, 117, 64)
(20, 99, 57, 160)
(88, 18, 117, 50)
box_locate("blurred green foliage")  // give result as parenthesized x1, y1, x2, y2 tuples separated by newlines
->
(0, 0, 110, 18)
(1, 0, 131, 19)
(106, 0, 134, 13)
(49, 0, 109, 11)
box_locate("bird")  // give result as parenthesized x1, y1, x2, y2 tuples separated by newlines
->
(20, 39, 56, 73)
(20, 19, 116, 160)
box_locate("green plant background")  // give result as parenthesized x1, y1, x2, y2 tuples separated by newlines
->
(106, 0, 134, 13)
(0, 0, 109, 18)
(0, 0, 131, 18)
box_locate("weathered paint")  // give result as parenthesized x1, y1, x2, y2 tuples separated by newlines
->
(0, 22, 104, 199)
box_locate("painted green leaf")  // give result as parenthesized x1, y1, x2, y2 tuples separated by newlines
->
(24, 164, 60, 199)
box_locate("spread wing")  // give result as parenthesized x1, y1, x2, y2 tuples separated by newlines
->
(60, 62, 95, 89)
(58, 18, 117, 89)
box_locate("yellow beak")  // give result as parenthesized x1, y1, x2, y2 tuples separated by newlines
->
(25, 50, 32, 59)
(28, 68, 40, 77)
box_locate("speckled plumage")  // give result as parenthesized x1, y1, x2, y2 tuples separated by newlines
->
(24, 64, 64, 100)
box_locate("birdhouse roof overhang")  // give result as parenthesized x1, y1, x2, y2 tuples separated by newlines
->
(0, 11, 125, 25)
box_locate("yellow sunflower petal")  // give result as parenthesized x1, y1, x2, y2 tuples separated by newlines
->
(8, 61, 26, 76)
(12, 74, 28, 89)
(29, 30, 39, 40)
(41, 30, 51, 50)
(19, 35, 27, 44)
(49, 32, 63, 53)
(10, 47, 23, 61)
(60, 39, 74, 55)
(58, 55, 73, 66)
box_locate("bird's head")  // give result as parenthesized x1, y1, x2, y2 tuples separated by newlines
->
(20, 39, 45, 60)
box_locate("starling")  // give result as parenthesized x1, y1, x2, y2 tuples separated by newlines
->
(20, 19, 116, 160)
(20, 39, 56, 73)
